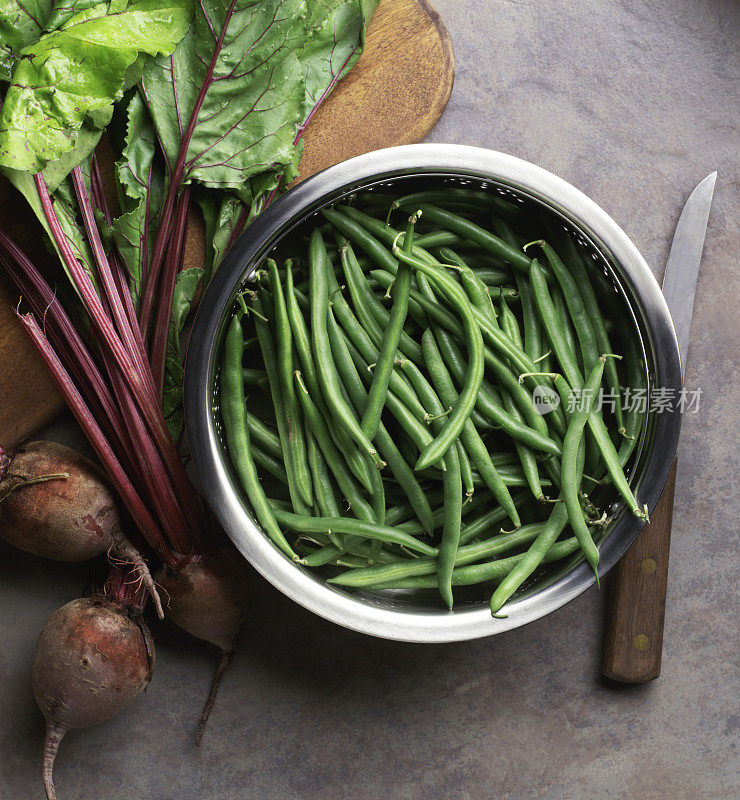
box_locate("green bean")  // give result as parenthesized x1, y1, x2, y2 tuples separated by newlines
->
(300, 538, 402, 567)
(414, 230, 469, 250)
(285, 260, 373, 492)
(500, 392, 543, 500)
(618, 332, 646, 467)
(308, 228, 384, 469)
(271, 507, 437, 555)
(499, 294, 523, 349)
(395, 490, 492, 535)
(294, 370, 375, 524)
(344, 336, 437, 457)
(514, 272, 552, 372)
(267, 259, 312, 506)
(559, 357, 609, 573)
(300, 543, 344, 567)
(489, 493, 571, 615)
(391, 249, 485, 470)
(338, 241, 423, 363)
(437, 246, 496, 324)
(458, 491, 530, 544)
(242, 367, 267, 385)
(529, 259, 645, 517)
(432, 325, 560, 454)
(306, 432, 344, 548)
(530, 240, 600, 378)
(558, 232, 625, 431)
(552, 283, 583, 371)
(423, 328, 520, 525)
(456, 439, 474, 500)
(339, 209, 537, 375)
(253, 293, 311, 515)
(405, 204, 532, 272)
(245, 412, 281, 459)
(250, 441, 288, 484)
(221, 313, 297, 560)
(324, 261, 429, 421)
(329, 522, 546, 588)
(362, 214, 417, 439)
(370, 537, 580, 591)
(326, 306, 436, 533)
(391, 189, 522, 219)
(473, 267, 512, 286)
(437, 433, 463, 608)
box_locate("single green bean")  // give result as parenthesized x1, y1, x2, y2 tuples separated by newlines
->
(250, 441, 288, 484)
(271, 507, 437, 555)
(362, 214, 417, 439)
(489, 495, 570, 615)
(221, 313, 297, 560)
(618, 333, 646, 467)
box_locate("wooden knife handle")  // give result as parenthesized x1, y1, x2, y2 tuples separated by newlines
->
(602, 459, 677, 683)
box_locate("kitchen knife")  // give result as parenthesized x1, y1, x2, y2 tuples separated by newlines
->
(602, 172, 716, 683)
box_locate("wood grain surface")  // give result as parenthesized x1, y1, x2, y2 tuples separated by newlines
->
(0, 0, 453, 449)
(602, 459, 678, 683)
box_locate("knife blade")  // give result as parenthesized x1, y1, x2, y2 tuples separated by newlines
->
(602, 173, 716, 683)
(662, 172, 717, 376)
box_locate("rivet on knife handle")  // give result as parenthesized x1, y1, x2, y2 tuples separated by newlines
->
(602, 459, 677, 683)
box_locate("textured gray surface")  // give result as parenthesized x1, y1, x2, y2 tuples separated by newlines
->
(1, 1, 738, 798)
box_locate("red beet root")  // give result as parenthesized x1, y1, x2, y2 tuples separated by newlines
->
(32, 596, 155, 800)
(156, 550, 249, 743)
(0, 441, 162, 616)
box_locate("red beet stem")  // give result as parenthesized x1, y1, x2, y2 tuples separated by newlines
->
(138, 0, 239, 336)
(89, 156, 148, 348)
(0, 232, 134, 463)
(42, 720, 65, 800)
(34, 173, 204, 542)
(150, 186, 190, 399)
(16, 312, 171, 561)
(196, 648, 234, 746)
(71, 167, 156, 398)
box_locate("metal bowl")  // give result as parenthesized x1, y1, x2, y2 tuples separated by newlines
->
(184, 144, 681, 643)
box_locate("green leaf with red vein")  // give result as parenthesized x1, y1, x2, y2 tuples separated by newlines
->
(140, 0, 308, 192)
(0, 0, 192, 172)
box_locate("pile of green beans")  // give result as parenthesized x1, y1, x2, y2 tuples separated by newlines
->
(219, 193, 647, 615)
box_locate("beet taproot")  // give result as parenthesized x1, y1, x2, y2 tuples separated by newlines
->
(0, 441, 162, 616)
(156, 550, 249, 743)
(32, 596, 154, 800)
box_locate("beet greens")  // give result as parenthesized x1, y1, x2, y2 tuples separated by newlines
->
(0, 1, 378, 787)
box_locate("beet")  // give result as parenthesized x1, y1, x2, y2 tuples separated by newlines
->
(0, 441, 162, 616)
(156, 550, 249, 743)
(32, 596, 154, 800)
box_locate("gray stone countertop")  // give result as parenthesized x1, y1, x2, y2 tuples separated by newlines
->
(1, 1, 738, 798)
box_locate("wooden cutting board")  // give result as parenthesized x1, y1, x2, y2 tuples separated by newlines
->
(0, 0, 453, 449)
